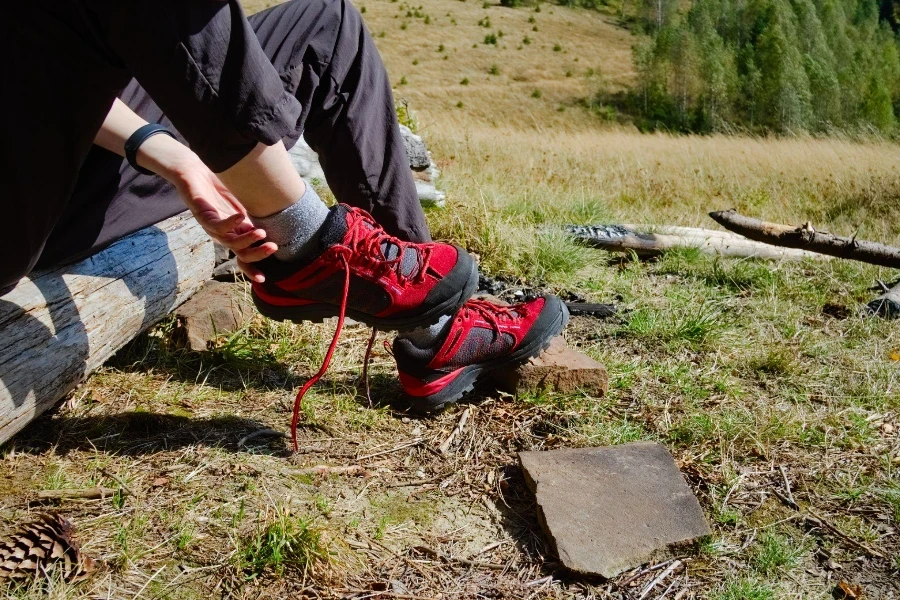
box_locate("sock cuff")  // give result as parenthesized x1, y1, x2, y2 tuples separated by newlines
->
(252, 181, 331, 261)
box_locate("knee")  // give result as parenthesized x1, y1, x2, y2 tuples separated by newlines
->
(0, 272, 26, 296)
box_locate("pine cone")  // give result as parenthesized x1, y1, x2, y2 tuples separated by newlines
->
(0, 513, 94, 583)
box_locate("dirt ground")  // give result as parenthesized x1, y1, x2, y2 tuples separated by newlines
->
(1, 0, 899, 598)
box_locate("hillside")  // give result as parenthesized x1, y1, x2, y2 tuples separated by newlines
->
(245, 0, 636, 130)
(0, 2, 895, 599)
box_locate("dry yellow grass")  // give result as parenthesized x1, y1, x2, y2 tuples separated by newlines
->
(1, 3, 896, 599)
(427, 129, 900, 241)
(247, 0, 900, 250)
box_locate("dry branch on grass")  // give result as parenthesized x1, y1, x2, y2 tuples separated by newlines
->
(709, 209, 900, 268)
(565, 224, 824, 260)
(36, 487, 121, 501)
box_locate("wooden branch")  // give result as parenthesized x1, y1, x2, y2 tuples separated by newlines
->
(709, 210, 900, 269)
(36, 487, 120, 500)
(867, 281, 900, 319)
(565, 224, 824, 261)
(0, 214, 214, 445)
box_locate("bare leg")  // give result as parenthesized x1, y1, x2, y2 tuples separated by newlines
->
(217, 141, 305, 219)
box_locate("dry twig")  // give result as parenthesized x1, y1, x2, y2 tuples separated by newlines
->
(36, 487, 120, 501)
(438, 408, 471, 454)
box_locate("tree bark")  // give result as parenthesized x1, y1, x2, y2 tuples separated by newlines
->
(867, 282, 900, 319)
(708, 210, 900, 269)
(0, 214, 213, 445)
(565, 224, 824, 261)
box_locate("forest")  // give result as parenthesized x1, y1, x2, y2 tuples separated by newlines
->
(626, 0, 900, 133)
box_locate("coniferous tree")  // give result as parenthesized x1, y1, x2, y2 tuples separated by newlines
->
(629, 0, 900, 133)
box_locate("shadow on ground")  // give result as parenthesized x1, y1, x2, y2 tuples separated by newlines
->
(9, 410, 301, 457)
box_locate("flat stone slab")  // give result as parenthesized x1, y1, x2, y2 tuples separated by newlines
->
(492, 336, 608, 397)
(519, 442, 710, 578)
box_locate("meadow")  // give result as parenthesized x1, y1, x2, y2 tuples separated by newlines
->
(1, 0, 898, 598)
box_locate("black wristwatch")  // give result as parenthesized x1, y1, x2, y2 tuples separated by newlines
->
(124, 124, 176, 175)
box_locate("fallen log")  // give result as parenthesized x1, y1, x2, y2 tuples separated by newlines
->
(0, 214, 214, 445)
(565, 224, 824, 261)
(867, 281, 900, 319)
(708, 210, 900, 269)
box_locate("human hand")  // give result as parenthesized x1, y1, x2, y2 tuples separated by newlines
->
(168, 155, 277, 283)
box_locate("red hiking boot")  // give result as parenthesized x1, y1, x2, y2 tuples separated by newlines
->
(251, 204, 478, 331)
(393, 295, 569, 412)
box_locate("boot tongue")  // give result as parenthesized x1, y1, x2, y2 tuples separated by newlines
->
(381, 242, 421, 277)
(317, 204, 350, 251)
(329, 205, 421, 277)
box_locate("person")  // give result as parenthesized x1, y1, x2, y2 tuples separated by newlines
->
(1, 0, 568, 444)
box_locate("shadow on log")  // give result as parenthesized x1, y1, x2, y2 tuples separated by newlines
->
(867, 282, 900, 319)
(0, 214, 213, 446)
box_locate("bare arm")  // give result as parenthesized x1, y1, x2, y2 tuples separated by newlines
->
(93, 99, 309, 281)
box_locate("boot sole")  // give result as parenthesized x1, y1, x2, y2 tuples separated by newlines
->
(405, 296, 570, 414)
(251, 259, 479, 333)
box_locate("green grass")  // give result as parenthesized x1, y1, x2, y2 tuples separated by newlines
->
(750, 533, 805, 575)
(711, 577, 776, 600)
(237, 508, 327, 580)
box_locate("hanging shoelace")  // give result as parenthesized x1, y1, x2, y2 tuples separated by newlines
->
(289, 249, 351, 451)
(361, 327, 378, 408)
(288, 211, 432, 451)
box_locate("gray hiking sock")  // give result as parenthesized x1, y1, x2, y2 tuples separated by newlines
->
(397, 314, 452, 347)
(252, 182, 330, 261)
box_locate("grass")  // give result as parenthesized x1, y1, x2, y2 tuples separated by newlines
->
(236, 506, 327, 580)
(1, 0, 899, 597)
(710, 577, 776, 600)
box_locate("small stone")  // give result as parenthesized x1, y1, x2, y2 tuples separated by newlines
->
(213, 243, 232, 266)
(519, 443, 711, 578)
(882, 422, 895, 434)
(492, 336, 608, 397)
(212, 258, 241, 282)
(399, 125, 431, 170)
(173, 281, 254, 351)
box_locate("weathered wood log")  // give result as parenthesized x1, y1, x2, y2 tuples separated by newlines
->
(0, 214, 214, 445)
(709, 210, 900, 269)
(565, 224, 824, 261)
(867, 282, 900, 319)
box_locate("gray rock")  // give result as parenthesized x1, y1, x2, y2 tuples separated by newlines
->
(287, 132, 442, 207)
(212, 258, 241, 282)
(286, 138, 326, 183)
(399, 124, 431, 170)
(213, 243, 232, 266)
(414, 180, 446, 208)
(519, 443, 711, 578)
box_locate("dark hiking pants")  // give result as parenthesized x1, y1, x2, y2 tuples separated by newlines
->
(0, 0, 430, 293)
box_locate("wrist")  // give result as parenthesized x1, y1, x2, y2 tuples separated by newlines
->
(137, 134, 203, 184)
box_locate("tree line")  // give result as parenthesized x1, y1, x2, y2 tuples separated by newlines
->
(623, 0, 900, 134)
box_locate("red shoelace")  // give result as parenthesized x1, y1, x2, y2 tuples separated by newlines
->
(288, 211, 432, 451)
(457, 298, 516, 338)
(343, 208, 432, 285)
